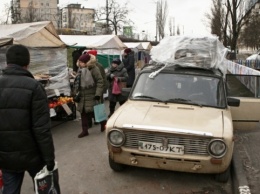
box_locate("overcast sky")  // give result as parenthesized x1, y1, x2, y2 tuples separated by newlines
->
(0, 0, 212, 40)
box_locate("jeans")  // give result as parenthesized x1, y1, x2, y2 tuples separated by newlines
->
(2, 166, 43, 194)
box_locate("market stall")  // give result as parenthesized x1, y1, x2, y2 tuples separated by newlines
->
(59, 34, 127, 68)
(0, 21, 76, 121)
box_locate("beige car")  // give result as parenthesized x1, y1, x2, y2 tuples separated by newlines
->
(106, 65, 240, 182)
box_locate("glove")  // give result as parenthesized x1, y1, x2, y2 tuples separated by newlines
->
(47, 161, 55, 171)
(110, 74, 115, 79)
(94, 96, 100, 101)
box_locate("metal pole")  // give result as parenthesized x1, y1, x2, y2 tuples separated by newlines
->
(106, 0, 109, 34)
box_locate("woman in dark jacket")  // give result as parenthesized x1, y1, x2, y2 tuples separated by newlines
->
(106, 58, 128, 117)
(122, 48, 135, 87)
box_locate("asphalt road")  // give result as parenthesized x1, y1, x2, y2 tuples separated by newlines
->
(20, 101, 233, 194)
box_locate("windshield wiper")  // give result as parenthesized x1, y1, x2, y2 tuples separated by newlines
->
(166, 98, 203, 107)
(133, 95, 165, 103)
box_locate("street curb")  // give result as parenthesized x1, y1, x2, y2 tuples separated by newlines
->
(232, 142, 251, 194)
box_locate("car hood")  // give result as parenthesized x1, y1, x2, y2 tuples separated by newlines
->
(111, 101, 226, 137)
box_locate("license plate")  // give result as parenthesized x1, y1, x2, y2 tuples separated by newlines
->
(138, 141, 184, 155)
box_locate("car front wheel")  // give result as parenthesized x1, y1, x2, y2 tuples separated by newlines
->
(109, 155, 126, 172)
(215, 165, 230, 183)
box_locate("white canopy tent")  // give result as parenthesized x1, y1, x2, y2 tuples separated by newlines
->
(59, 35, 126, 55)
(124, 42, 145, 50)
(140, 42, 153, 51)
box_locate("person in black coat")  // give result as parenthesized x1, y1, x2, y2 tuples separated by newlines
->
(0, 45, 56, 193)
(72, 47, 86, 73)
(106, 58, 128, 117)
(122, 48, 136, 87)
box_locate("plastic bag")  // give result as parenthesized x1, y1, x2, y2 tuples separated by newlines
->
(34, 162, 61, 194)
(112, 78, 121, 95)
(94, 103, 107, 122)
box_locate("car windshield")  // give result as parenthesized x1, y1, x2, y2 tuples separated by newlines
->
(131, 72, 226, 108)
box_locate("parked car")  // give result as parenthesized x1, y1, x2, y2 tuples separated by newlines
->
(106, 63, 240, 182)
(105, 35, 240, 183)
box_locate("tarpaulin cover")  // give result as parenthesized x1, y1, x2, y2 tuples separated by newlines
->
(0, 21, 65, 48)
(0, 46, 70, 97)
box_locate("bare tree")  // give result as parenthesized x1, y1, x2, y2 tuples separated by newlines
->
(207, 0, 256, 54)
(176, 25, 180, 35)
(240, 13, 260, 50)
(23, 2, 39, 22)
(156, 0, 168, 40)
(95, 0, 131, 35)
(168, 17, 175, 36)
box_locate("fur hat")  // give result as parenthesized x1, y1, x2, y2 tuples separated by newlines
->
(87, 50, 97, 56)
(124, 48, 132, 54)
(6, 44, 30, 66)
(78, 53, 91, 63)
(112, 58, 121, 65)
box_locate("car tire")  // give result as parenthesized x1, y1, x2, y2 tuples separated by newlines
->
(109, 155, 126, 172)
(215, 165, 230, 183)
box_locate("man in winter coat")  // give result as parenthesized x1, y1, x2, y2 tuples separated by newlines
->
(0, 45, 56, 194)
(122, 48, 135, 87)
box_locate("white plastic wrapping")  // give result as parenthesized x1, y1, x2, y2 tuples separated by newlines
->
(150, 35, 228, 74)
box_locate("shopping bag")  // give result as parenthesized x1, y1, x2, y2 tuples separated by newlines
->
(34, 162, 61, 194)
(112, 78, 121, 95)
(94, 103, 107, 122)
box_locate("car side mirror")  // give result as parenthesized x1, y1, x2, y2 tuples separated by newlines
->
(121, 88, 131, 97)
(227, 97, 240, 107)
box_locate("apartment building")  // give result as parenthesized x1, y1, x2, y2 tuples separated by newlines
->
(11, 0, 59, 28)
(61, 4, 95, 34)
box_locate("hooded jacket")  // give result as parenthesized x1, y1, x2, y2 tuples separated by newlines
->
(0, 65, 55, 171)
(76, 54, 104, 113)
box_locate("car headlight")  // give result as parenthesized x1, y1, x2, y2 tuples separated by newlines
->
(108, 129, 125, 147)
(208, 139, 227, 158)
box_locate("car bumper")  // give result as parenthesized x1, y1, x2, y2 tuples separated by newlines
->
(108, 146, 232, 174)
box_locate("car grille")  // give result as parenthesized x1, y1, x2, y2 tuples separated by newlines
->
(123, 130, 211, 156)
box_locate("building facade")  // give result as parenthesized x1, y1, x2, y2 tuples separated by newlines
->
(11, 0, 59, 27)
(61, 4, 95, 34)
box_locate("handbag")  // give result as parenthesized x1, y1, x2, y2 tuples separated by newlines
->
(34, 162, 61, 194)
(73, 91, 81, 103)
(73, 71, 81, 103)
(94, 103, 107, 122)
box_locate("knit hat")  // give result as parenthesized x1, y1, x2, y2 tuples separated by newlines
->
(124, 48, 132, 54)
(6, 44, 30, 66)
(112, 58, 121, 65)
(78, 53, 91, 63)
(87, 50, 97, 56)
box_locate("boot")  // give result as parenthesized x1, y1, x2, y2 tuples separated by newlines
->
(100, 120, 107, 132)
(78, 128, 89, 138)
(79, 111, 89, 138)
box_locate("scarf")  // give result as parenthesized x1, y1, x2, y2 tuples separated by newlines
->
(80, 68, 94, 89)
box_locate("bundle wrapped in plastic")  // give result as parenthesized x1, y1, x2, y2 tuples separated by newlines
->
(150, 35, 228, 74)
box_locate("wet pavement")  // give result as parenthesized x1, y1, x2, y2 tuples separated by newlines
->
(233, 128, 260, 194)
